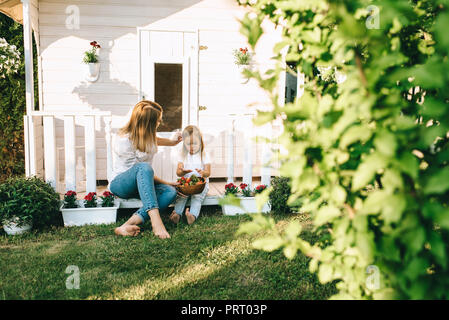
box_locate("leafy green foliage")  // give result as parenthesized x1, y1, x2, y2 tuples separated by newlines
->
(237, 0, 449, 299)
(0, 14, 38, 181)
(269, 176, 294, 215)
(0, 176, 61, 230)
(0, 37, 20, 77)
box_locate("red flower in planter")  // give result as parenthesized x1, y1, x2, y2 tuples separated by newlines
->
(239, 183, 252, 197)
(254, 184, 267, 194)
(65, 190, 77, 197)
(90, 41, 101, 48)
(100, 191, 115, 207)
(102, 191, 113, 197)
(224, 183, 239, 196)
(84, 192, 97, 208)
(64, 190, 78, 208)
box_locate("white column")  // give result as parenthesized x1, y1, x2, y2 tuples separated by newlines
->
(43, 116, 57, 189)
(261, 124, 272, 187)
(104, 116, 113, 183)
(242, 115, 253, 189)
(22, 0, 34, 115)
(23, 115, 37, 176)
(84, 116, 97, 193)
(64, 116, 76, 191)
(22, 0, 36, 177)
(226, 118, 235, 184)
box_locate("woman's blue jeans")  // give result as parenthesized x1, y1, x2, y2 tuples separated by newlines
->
(109, 162, 177, 224)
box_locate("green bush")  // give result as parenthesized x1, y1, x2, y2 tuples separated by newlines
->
(0, 176, 62, 231)
(0, 14, 39, 182)
(269, 176, 293, 214)
(237, 0, 449, 299)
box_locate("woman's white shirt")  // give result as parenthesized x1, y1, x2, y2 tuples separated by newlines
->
(110, 133, 157, 182)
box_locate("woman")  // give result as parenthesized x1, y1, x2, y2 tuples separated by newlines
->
(110, 100, 181, 239)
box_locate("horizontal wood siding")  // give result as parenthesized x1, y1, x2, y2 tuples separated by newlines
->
(38, 0, 281, 180)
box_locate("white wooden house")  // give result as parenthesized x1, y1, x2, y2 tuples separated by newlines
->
(1, 0, 293, 205)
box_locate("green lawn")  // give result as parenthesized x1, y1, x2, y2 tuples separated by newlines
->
(0, 207, 336, 300)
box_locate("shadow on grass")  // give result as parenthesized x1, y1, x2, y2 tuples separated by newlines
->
(0, 208, 335, 300)
(0, 207, 251, 299)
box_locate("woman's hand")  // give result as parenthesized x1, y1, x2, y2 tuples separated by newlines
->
(195, 168, 205, 177)
(172, 132, 182, 146)
(166, 181, 178, 187)
(181, 168, 192, 176)
(195, 168, 210, 178)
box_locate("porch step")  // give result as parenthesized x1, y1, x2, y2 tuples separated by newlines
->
(118, 195, 221, 209)
(71, 178, 263, 208)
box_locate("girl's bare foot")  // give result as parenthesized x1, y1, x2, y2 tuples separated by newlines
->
(169, 211, 181, 224)
(114, 225, 141, 236)
(185, 208, 196, 225)
(148, 209, 171, 239)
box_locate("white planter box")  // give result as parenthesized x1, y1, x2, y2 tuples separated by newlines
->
(221, 197, 271, 216)
(2, 217, 33, 235)
(60, 200, 118, 227)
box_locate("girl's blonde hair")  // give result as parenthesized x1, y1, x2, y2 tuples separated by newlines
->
(181, 125, 205, 161)
(118, 100, 162, 153)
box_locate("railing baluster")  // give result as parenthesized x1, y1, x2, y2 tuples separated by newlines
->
(104, 116, 113, 184)
(242, 115, 253, 189)
(84, 115, 96, 193)
(64, 115, 76, 191)
(43, 116, 57, 189)
(226, 118, 235, 184)
(261, 123, 272, 187)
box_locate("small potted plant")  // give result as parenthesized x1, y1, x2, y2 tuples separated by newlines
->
(83, 40, 101, 82)
(221, 182, 271, 216)
(233, 47, 253, 84)
(220, 182, 269, 215)
(254, 184, 267, 194)
(60, 190, 119, 227)
(240, 183, 253, 197)
(0, 176, 60, 235)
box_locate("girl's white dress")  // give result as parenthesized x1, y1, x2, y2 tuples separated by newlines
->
(174, 151, 211, 218)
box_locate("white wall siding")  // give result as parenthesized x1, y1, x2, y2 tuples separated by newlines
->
(38, 0, 281, 181)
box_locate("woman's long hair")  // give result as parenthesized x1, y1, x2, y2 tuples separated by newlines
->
(181, 125, 205, 161)
(118, 100, 162, 153)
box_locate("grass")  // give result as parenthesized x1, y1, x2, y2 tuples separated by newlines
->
(0, 207, 336, 300)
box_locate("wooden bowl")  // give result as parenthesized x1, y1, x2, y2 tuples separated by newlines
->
(176, 182, 206, 195)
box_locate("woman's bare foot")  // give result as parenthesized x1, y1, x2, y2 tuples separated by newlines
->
(114, 225, 141, 236)
(169, 211, 181, 224)
(185, 208, 196, 225)
(148, 209, 170, 239)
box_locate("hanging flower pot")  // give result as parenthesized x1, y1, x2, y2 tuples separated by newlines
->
(86, 62, 100, 82)
(233, 47, 253, 84)
(238, 65, 251, 84)
(83, 41, 101, 82)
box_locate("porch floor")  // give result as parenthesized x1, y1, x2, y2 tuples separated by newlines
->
(72, 177, 263, 208)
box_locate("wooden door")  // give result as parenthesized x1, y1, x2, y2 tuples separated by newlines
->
(139, 29, 198, 182)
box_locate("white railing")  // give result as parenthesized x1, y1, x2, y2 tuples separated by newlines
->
(24, 111, 276, 196)
(24, 111, 112, 193)
(226, 113, 274, 189)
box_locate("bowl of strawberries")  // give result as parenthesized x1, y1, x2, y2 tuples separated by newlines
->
(176, 175, 206, 195)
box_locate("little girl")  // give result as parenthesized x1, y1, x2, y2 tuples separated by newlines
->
(169, 125, 211, 225)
